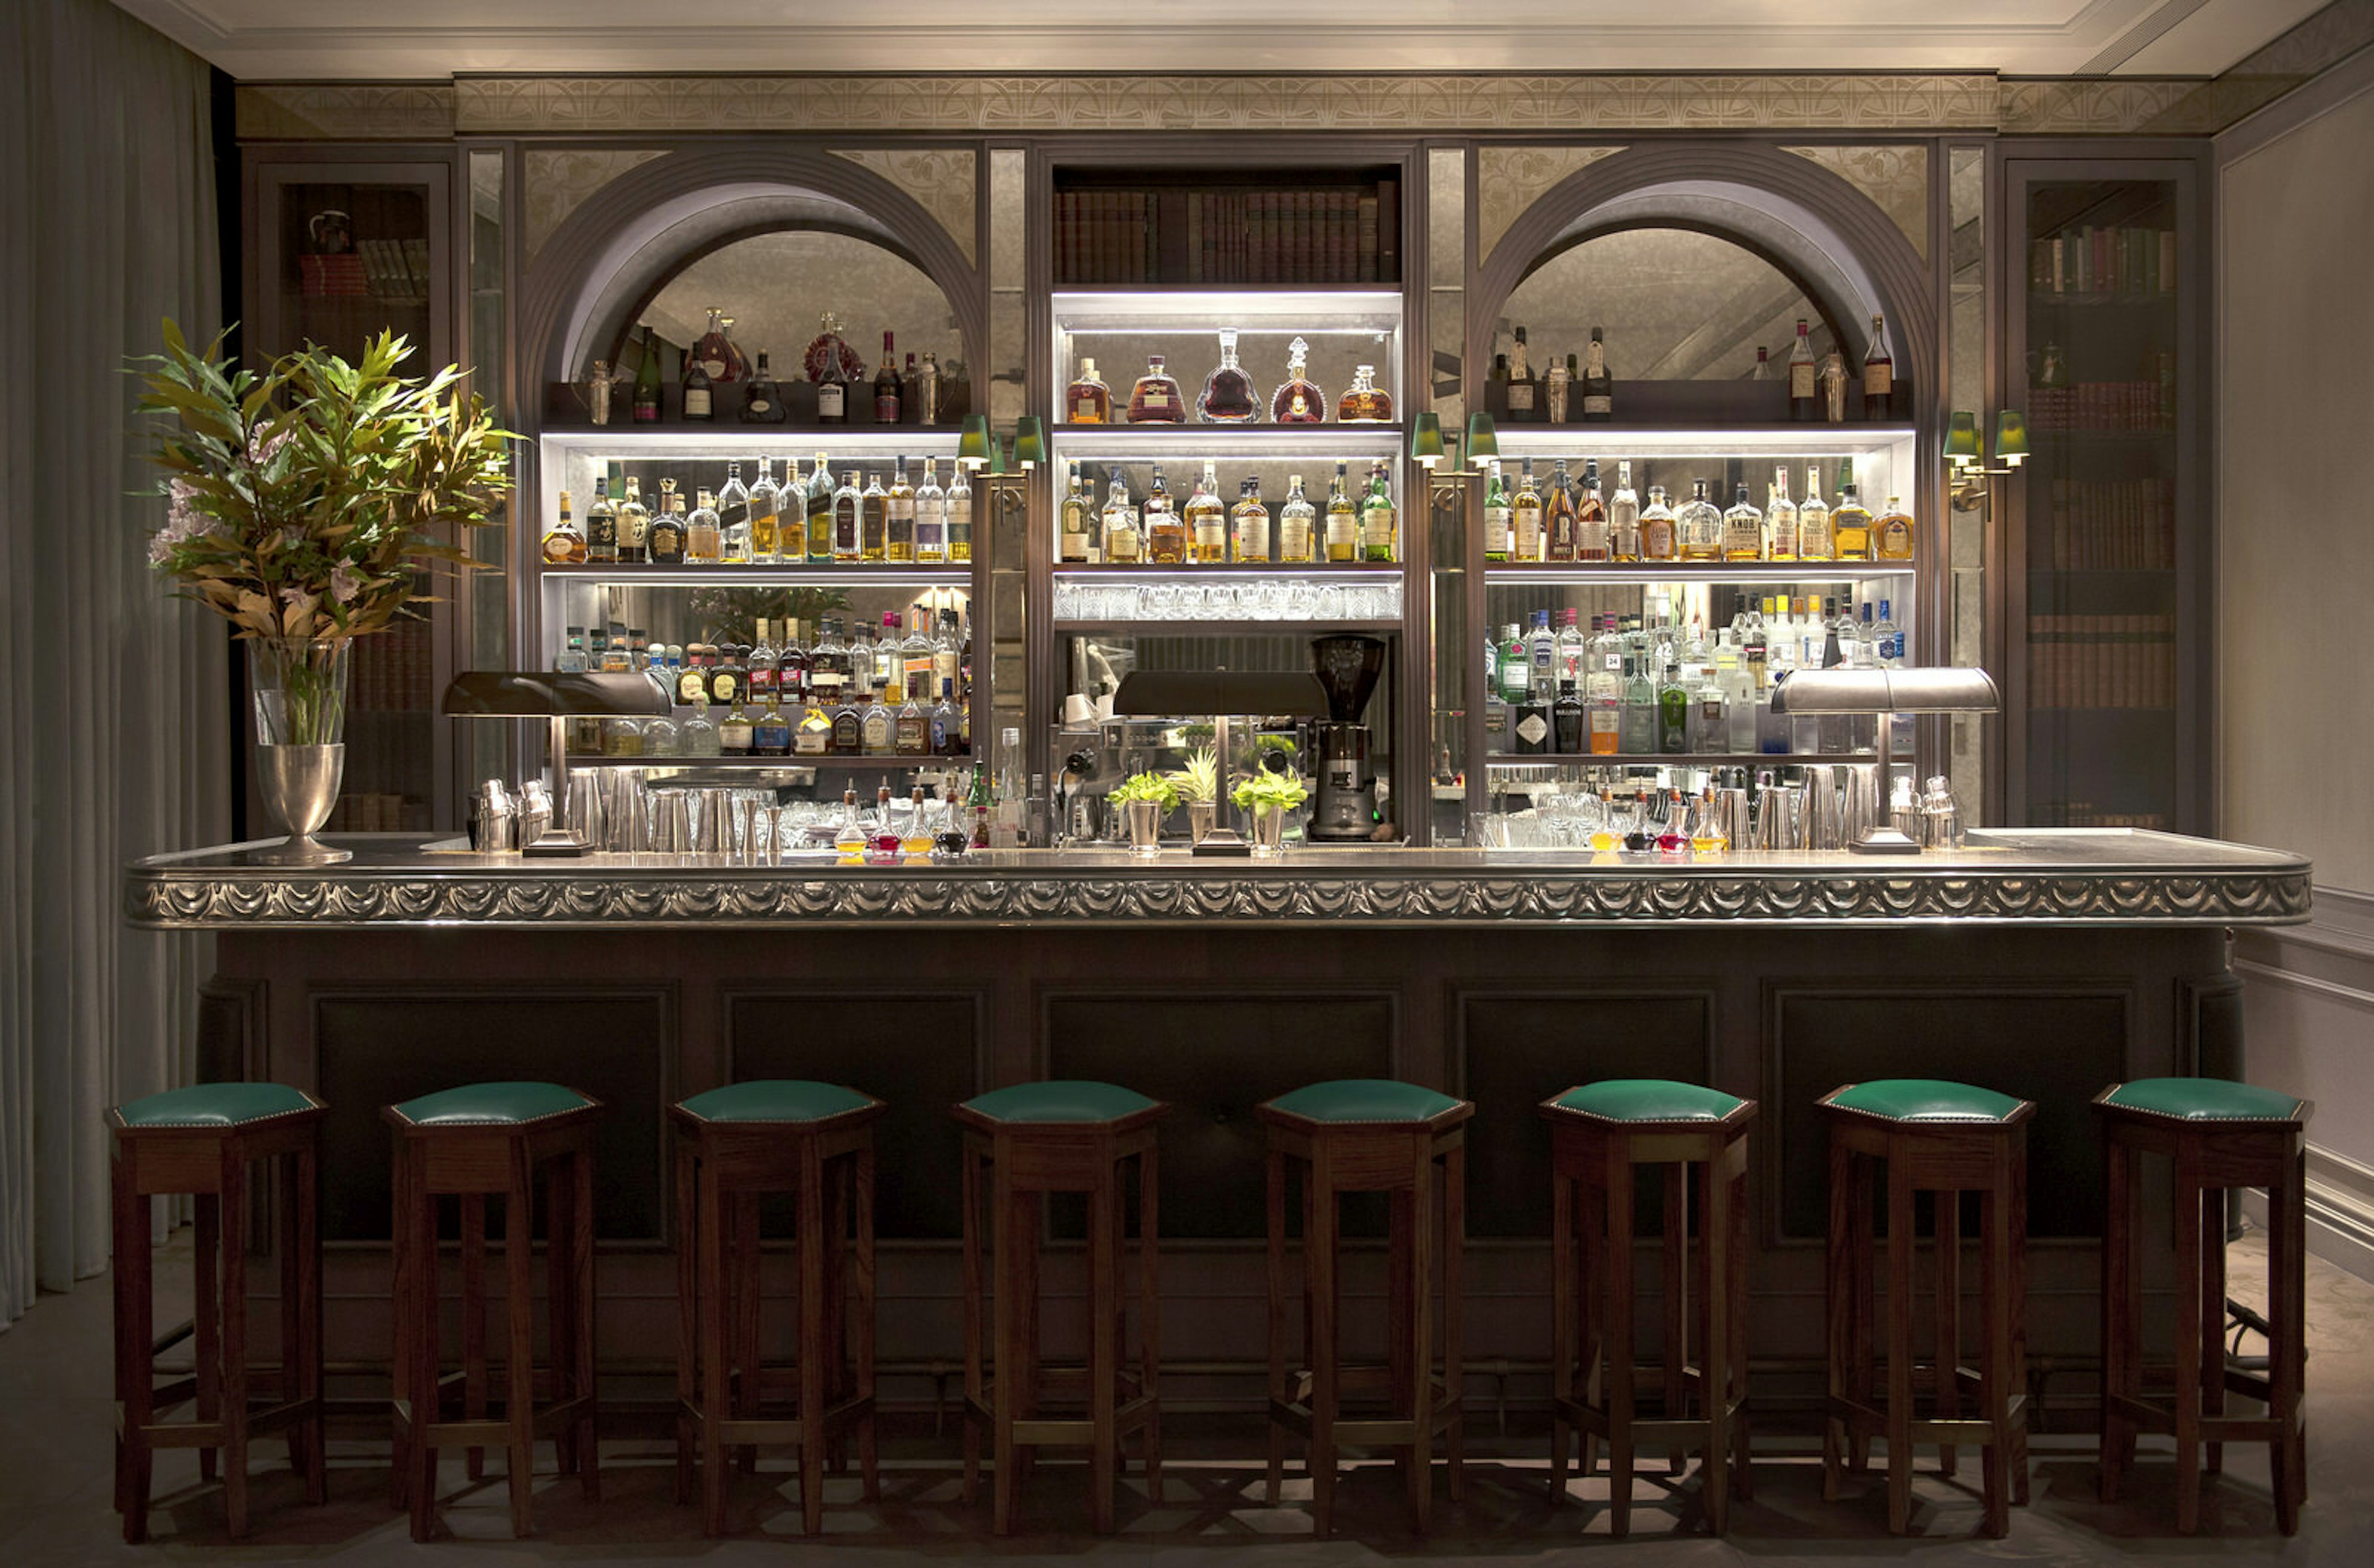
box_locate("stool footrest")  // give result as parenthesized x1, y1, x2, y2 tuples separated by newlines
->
(2109, 1391, 2304, 1443)
(412, 1391, 595, 1449)
(1269, 1396, 1464, 1448)
(116, 1396, 319, 1449)
(1010, 1397, 1157, 1448)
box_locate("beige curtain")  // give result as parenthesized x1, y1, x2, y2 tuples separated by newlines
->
(0, 0, 229, 1326)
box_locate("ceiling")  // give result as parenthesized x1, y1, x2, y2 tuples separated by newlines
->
(114, 0, 2331, 81)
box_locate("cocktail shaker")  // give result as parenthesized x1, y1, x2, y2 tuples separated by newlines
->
(472, 780, 516, 853)
(653, 792, 692, 853)
(516, 779, 553, 849)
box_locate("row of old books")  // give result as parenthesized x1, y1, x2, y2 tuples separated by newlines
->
(351, 618, 436, 713)
(2025, 614, 2177, 709)
(2029, 225, 2176, 297)
(2048, 478, 2177, 569)
(1053, 183, 1399, 286)
(2027, 378, 2172, 431)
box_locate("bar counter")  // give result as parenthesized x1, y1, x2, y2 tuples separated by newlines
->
(124, 829, 2310, 1417)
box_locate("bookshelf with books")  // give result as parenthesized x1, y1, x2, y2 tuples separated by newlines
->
(1051, 164, 1401, 286)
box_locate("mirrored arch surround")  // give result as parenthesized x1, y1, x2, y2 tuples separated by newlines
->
(518, 145, 985, 393)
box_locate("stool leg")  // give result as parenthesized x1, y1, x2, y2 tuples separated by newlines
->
(504, 1152, 537, 1538)
(461, 1194, 488, 1483)
(388, 1141, 412, 1517)
(1883, 1158, 1915, 1536)
(1406, 1143, 1437, 1536)
(798, 1143, 828, 1536)
(1850, 1151, 1876, 1477)
(296, 1138, 325, 1504)
(1387, 1182, 1413, 1495)
(1579, 1171, 1606, 1484)
(1980, 1176, 2014, 1538)
(2172, 1158, 2203, 1535)
(1606, 1144, 1636, 1539)
(1663, 1162, 1688, 1478)
(698, 1153, 730, 1536)
(2200, 1184, 2227, 1477)
(1264, 1146, 1288, 1508)
(1729, 1159, 1753, 1503)
(2270, 1145, 2305, 1535)
(734, 1192, 762, 1477)
(548, 1159, 577, 1483)
(1821, 1137, 1852, 1505)
(277, 1154, 305, 1489)
(823, 1152, 851, 1476)
(1307, 1146, 1339, 1539)
(674, 1145, 697, 1507)
(1136, 1143, 1162, 1502)
(854, 1141, 881, 1504)
(1547, 1168, 1573, 1504)
(194, 1192, 221, 1488)
(1442, 1136, 1465, 1507)
(116, 1149, 156, 1544)
(2100, 1134, 2135, 1504)
(990, 1159, 1031, 1535)
(2010, 1145, 2031, 1509)
(960, 1144, 982, 1508)
(1936, 1189, 1962, 1480)
(1703, 1151, 1733, 1535)
(403, 1149, 441, 1542)
(219, 1148, 252, 1541)
(1089, 1156, 1120, 1533)
(571, 1143, 598, 1503)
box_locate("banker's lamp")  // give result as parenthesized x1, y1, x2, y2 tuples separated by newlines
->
(1769, 666, 2001, 854)
(1109, 669, 1330, 856)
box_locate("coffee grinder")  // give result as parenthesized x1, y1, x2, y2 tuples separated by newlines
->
(1308, 634, 1386, 841)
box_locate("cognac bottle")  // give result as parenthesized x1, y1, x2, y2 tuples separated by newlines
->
(1196, 328, 1259, 423)
(1066, 357, 1112, 423)
(1126, 355, 1185, 423)
(1270, 336, 1325, 424)
(1335, 363, 1393, 424)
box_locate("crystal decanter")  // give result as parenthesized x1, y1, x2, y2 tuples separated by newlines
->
(1196, 328, 1259, 423)
(1270, 335, 1325, 424)
(1126, 354, 1185, 423)
(1335, 363, 1394, 424)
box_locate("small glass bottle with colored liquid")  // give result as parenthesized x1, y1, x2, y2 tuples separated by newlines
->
(1690, 789, 1729, 855)
(1588, 788, 1621, 853)
(1656, 789, 1690, 855)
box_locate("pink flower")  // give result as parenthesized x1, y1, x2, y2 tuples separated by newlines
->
(329, 563, 362, 604)
(247, 423, 293, 465)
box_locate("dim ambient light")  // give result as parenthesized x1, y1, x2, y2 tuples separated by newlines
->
(1465, 413, 1500, 464)
(1994, 409, 2028, 466)
(1013, 415, 1049, 470)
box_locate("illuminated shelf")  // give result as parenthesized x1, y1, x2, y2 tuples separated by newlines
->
(1483, 752, 1885, 768)
(540, 566, 973, 588)
(1481, 562, 1915, 585)
(538, 427, 967, 454)
(1053, 564, 1398, 580)
(1057, 619, 1400, 636)
(1050, 423, 1404, 459)
(566, 753, 971, 769)
(1050, 289, 1403, 331)
(1482, 423, 1917, 458)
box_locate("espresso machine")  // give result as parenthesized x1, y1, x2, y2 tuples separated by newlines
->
(1308, 634, 1385, 841)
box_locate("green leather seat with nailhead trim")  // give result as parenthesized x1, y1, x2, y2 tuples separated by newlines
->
(961, 1080, 1158, 1124)
(2103, 1077, 2307, 1122)
(389, 1080, 593, 1126)
(1829, 1078, 2024, 1122)
(1551, 1079, 1746, 1123)
(677, 1080, 876, 1124)
(113, 1082, 318, 1128)
(1266, 1078, 1464, 1124)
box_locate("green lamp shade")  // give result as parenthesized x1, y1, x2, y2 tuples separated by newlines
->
(989, 430, 1007, 475)
(1013, 415, 1048, 470)
(956, 413, 992, 470)
(1464, 413, 1499, 464)
(1945, 409, 1981, 466)
(1408, 411, 1445, 467)
(1994, 409, 2028, 466)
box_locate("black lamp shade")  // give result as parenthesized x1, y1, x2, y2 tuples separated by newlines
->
(1109, 669, 1330, 719)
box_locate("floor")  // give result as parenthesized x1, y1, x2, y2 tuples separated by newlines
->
(4, 1231, 2371, 1564)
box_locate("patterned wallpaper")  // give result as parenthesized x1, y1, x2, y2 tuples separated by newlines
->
(1476, 146, 1625, 263)
(522, 149, 667, 266)
(1780, 145, 1929, 261)
(828, 148, 978, 267)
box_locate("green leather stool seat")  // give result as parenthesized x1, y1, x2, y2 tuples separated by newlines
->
(113, 1082, 318, 1127)
(2103, 1077, 2306, 1122)
(1266, 1078, 1463, 1124)
(390, 1080, 592, 1126)
(1829, 1078, 2023, 1123)
(678, 1080, 875, 1124)
(961, 1080, 1157, 1124)
(1552, 1079, 1745, 1122)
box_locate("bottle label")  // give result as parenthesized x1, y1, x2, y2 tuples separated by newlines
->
(1790, 362, 1816, 398)
(794, 723, 827, 756)
(1485, 506, 1510, 555)
(542, 532, 579, 563)
(862, 714, 891, 750)
(1865, 362, 1891, 396)
(1507, 382, 1534, 412)
(1590, 708, 1620, 735)
(877, 392, 900, 422)
(745, 396, 772, 415)
(1583, 393, 1613, 416)
(712, 673, 738, 703)
(677, 671, 706, 704)
(700, 356, 726, 379)
(1069, 389, 1102, 422)
(818, 383, 845, 417)
(1517, 713, 1549, 746)
(1140, 389, 1169, 410)
(684, 387, 712, 417)
(1361, 506, 1394, 552)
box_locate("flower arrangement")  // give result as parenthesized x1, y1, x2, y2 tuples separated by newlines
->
(1165, 747, 1220, 805)
(1230, 769, 1309, 816)
(1109, 771, 1181, 810)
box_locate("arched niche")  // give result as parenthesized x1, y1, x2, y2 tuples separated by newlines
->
(519, 146, 984, 399)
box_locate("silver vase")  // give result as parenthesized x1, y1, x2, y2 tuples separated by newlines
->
(253, 744, 352, 865)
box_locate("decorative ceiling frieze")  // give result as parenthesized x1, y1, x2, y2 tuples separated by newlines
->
(235, 82, 457, 140)
(828, 148, 979, 267)
(1476, 146, 1625, 264)
(522, 149, 670, 266)
(1781, 145, 1929, 260)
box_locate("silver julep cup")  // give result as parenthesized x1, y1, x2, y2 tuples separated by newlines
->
(1802, 767, 1844, 850)
(564, 771, 605, 847)
(610, 775, 652, 852)
(1712, 787, 1752, 850)
(654, 792, 691, 853)
(694, 789, 733, 854)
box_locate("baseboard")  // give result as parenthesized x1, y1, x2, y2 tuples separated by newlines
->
(2237, 1142, 2374, 1284)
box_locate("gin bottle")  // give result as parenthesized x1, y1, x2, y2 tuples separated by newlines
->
(1270, 336, 1325, 423)
(1196, 328, 1259, 423)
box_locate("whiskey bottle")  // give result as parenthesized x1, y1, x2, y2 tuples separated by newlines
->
(861, 681, 895, 756)
(1189, 461, 1228, 562)
(747, 457, 781, 562)
(739, 350, 786, 423)
(900, 609, 935, 708)
(828, 677, 862, 756)
(632, 322, 662, 424)
(1324, 462, 1358, 562)
(1608, 460, 1640, 562)
(1335, 364, 1393, 424)
(747, 619, 780, 706)
(1543, 459, 1577, 562)
(895, 687, 929, 756)
(860, 471, 889, 563)
(1831, 479, 1873, 562)
(584, 477, 618, 564)
(1861, 313, 1892, 421)
(1144, 464, 1185, 564)
(885, 457, 916, 563)
(1722, 481, 1764, 562)
(1677, 479, 1722, 563)
(832, 471, 862, 564)
(616, 475, 650, 565)
(1270, 336, 1325, 424)
(1066, 357, 1112, 424)
(1232, 477, 1270, 563)
(914, 458, 947, 564)
(931, 679, 964, 757)
(542, 489, 587, 564)
(1765, 465, 1797, 563)
(1796, 467, 1833, 561)
(1126, 355, 1184, 423)
(683, 357, 715, 422)
(1359, 463, 1396, 564)
(717, 462, 752, 562)
(1512, 458, 1543, 562)
(1101, 470, 1142, 564)
(804, 452, 834, 562)
(874, 331, 903, 424)
(686, 488, 723, 564)
(1483, 463, 1511, 563)
(647, 483, 686, 566)
(1576, 459, 1610, 564)
(1581, 327, 1614, 422)
(1639, 483, 1677, 563)
(1505, 328, 1536, 421)
(1873, 494, 1914, 561)
(1059, 462, 1094, 564)
(794, 686, 832, 756)
(1787, 318, 1818, 422)
(1278, 473, 1316, 565)
(946, 461, 973, 564)
(1196, 328, 1259, 423)
(752, 693, 791, 757)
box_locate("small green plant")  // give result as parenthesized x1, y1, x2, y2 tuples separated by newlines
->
(1230, 770, 1308, 816)
(1166, 747, 1219, 804)
(1110, 771, 1180, 810)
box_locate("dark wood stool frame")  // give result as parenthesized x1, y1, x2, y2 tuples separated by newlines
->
(385, 1092, 602, 1541)
(1260, 1098, 1471, 1538)
(670, 1095, 885, 1535)
(1819, 1087, 2034, 1538)
(108, 1094, 327, 1543)
(1541, 1093, 1755, 1535)
(955, 1098, 1167, 1535)
(2095, 1088, 2309, 1535)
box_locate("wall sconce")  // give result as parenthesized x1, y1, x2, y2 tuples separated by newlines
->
(956, 413, 993, 472)
(1949, 407, 2027, 514)
(1425, 412, 1499, 512)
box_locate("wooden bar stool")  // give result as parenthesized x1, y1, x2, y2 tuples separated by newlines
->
(670, 1080, 885, 1535)
(384, 1081, 602, 1542)
(954, 1081, 1167, 1535)
(2095, 1077, 2310, 1535)
(1819, 1078, 2033, 1538)
(108, 1083, 327, 1543)
(1541, 1080, 1755, 1536)
(1260, 1078, 1470, 1538)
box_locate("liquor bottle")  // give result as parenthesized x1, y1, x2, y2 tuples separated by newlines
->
(832, 470, 862, 564)
(1639, 483, 1676, 562)
(894, 684, 929, 756)
(1873, 494, 1914, 561)
(860, 471, 889, 563)
(1764, 465, 1797, 564)
(794, 682, 832, 756)
(1324, 462, 1358, 563)
(683, 355, 715, 422)
(1542, 459, 1576, 562)
(1581, 326, 1614, 422)
(1832, 473, 1873, 562)
(1721, 481, 1764, 562)
(739, 350, 786, 423)
(1101, 470, 1142, 564)
(1196, 328, 1259, 423)
(1143, 464, 1185, 564)
(828, 671, 863, 756)
(648, 484, 688, 566)
(690, 307, 739, 383)
(933, 609, 962, 701)
(1874, 598, 1902, 667)
(752, 692, 791, 757)
(681, 691, 720, 756)
(746, 619, 780, 706)
(1059, 462, 1094, 564)
(1505, 327, 1536, 420)
(1861, 313, 1892, 421)
(717, 462, 752, 562)
(1797, 466, 1833, 561)
(1232, 477, 1270, 564)
(1620, 628, 1657, 754)
(808, 619, 846, 711)
(717, 689, 754, 756)
(1753, 344, 1772, 379)
(747, 457, 781, 562)
(1359, 463, 1396, 564)
(1270, 336, 1325, 423)
(616, 475, 650, 565)
(806, 313, 857, 424)
(1482, 462, 1511, 563)
(1189, 461, 1227, 563)
(1585, 616, 1622, 755)
(901, 609, 935, 707)
(709, 638, 746, 708)
(632, 323, 662, 423)
(1126, 355, 1184, 423)
(930, 678, 964, 756)
(781, 619, 812, 705)
(914, 457, 947, 564)
(1527, 608, 1557, 706)
(1512, 458, 1543, 562)
(1609, 461, 1640, 562)
(1497, 622, 1531, 711)
(1677, 479, 1722, 563)
(1690, 666, 1729, 755)
(1787, 318, 1818, 422)
(686, 488, 723, 563)
(584, 477, 618, 564)
(1575, 459, 1610, 564)
(674, 642, 708, 707)
(804, 452, 833, 563)
(885, 457, 916, 563)
(1278, 473, 1316, 564)
(874, 331, 902, 424)
(1066, 357, 1112, 424)
(542, 489, 587, 564)
(946, 460, 973, 564)
(1657, 649, 1691, 753)
(1335, 364, 1394, 424)
(556, 626, 588, 674)
(875, 612, 904, 701)
(1555, 607, 1587, 690)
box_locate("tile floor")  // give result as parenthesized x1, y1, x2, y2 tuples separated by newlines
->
(3, 1231, 2370, 1564)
